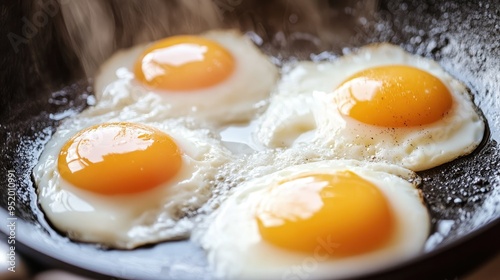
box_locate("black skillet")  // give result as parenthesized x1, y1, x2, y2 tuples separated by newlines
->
(1, 0, 499, 279)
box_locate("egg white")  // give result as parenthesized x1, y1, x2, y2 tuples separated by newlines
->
(34, 109, 232, 249)
(197, 159, 429, 279)
(93, 29, 279, 124)
(255, 44, 485, 171)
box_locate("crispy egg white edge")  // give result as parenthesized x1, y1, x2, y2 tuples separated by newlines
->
(34, 112, 232, 249)
(255, 44, 485, 171)
(93, 29, 279, 124)
(196, 159, 430, 279)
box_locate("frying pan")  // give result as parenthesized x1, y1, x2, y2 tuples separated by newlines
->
(1, 0, 499, 279)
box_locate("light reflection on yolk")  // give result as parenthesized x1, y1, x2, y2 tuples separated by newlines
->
(334, 65, 453, 127)
(256, 171, 394, 257)
(134, 36, 235, 91)
(58, 122, 182, 195)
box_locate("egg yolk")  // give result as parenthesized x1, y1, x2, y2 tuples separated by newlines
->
(134, 35, 235, 91)
(334, 65, 453, 127)
(58, 122, 182, 195)
(256, 171, 394, 257)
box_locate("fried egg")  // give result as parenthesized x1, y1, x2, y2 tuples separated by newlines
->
(255, 44, 485, 171)
(34, 113, 231, 249)
(93, 30, 279, 124)
(199, 160, 429, 279)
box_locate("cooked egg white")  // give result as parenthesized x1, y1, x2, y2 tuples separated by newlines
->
(255, 44, 485, 171)
(93, 30, 279, 124)
(198, 159, 429, 279)
(34, 109, 231, 249)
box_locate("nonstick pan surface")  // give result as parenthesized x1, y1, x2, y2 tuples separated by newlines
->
(1, 0, 499, 279)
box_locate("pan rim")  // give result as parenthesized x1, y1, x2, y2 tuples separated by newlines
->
(3, 207, 499, 279)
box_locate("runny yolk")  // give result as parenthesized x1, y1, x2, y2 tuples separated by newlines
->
(134, 35, 235, 91)
(334, 65, 453, 127)
(58, 122, 182, 195)
(256, 171, 394, 257)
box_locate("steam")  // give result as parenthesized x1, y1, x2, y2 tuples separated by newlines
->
(59, 1, 116, 77)
(59, 0, 222, 76)
(55, 0, 378, 77)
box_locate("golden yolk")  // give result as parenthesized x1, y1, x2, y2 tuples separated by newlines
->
(334, 65, 453, 127)
(58, 122, 182, 195)
(134, 35, 235, 91)
(256, 171, 394, 257)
